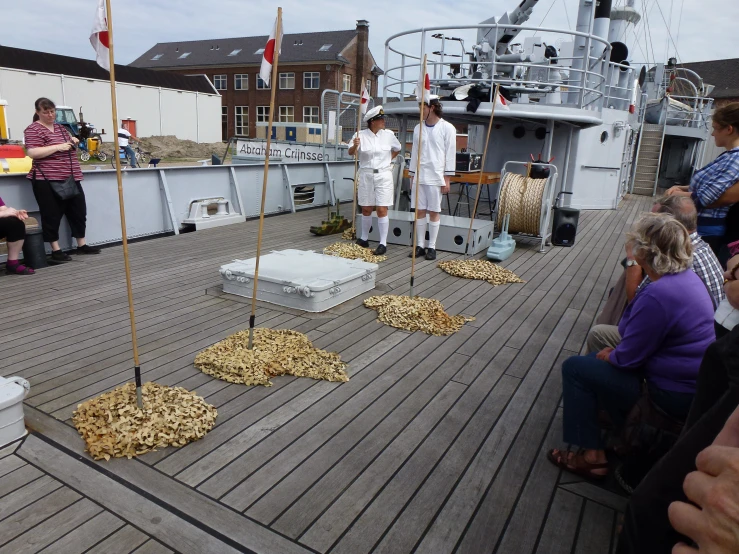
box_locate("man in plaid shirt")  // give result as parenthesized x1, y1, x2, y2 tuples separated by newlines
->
(634, 196, 725, 309)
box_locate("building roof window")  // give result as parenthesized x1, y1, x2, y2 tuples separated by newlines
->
(254, 47, 265, 55)
(228, 49, 242, 56)
(319, 44, 332, 51)
(150, 54, 164, 61)
(178, 52, 191, 59)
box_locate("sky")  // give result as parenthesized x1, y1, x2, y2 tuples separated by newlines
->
(3, 0, 738, 91)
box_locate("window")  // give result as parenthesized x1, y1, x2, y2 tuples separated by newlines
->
(228, 49, 242, 57)
(150, 54, 163, 61)
(178, 52, 191, 59)
(303, 106, 319, 123)
(304, 72, 320, 89)
(279, 106, 294, 122)
(234, 74, 248, 90)
(279, 72, 295, 90)
(221, 106, 228, 141)
(257, 75, 270, 90)
(254, 47, 265, 55)
(257, 106, 270, 122)
(319, 44, 332, 52)
(235, 106, 249, 136)
(342, 74, 351, 92)
(366, 79, 372, 96)
(213, 74, 227, 90)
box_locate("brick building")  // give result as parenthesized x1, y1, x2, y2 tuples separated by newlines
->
(680, 58, 739, 108)
(130, 21, 382, 140)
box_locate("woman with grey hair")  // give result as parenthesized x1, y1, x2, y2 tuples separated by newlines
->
(548, 213, 716, 480)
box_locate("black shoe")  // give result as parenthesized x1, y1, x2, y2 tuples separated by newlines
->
(75, 244, 101, 254)
(373, 244, 387, 255)
(408, 246, 426, 258)
(51, 250, 72, 262)
(425, 248, 437, 260)
(356, 238, 370, 248)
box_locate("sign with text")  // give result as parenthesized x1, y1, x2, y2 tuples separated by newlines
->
(235, 139, 332, 162)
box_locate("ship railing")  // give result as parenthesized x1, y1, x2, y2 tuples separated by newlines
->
(664, 95, 714, 129)
(383, 24, 617, 111)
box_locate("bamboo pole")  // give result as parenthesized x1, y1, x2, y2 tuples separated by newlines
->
(248, 7, 282, 350)
(409, 55, 428, 299)
(104, 0, 142, 409)
(464, 83, 501, 257)
(350, 101, 362, 239)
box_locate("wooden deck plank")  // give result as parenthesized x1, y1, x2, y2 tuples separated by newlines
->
(574, 501, 615, 554)
(81, 525, 150, 554)
(36, 511, 125, 554)
(0, 464, 44, 498)
(0, 474, 62, 523)
(130, 539, 175, 554)
(534, 489, 584, 554)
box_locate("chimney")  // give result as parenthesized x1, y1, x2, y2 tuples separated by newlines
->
(356, 20, 369, 94)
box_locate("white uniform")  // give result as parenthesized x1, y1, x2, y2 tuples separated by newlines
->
(409, 119, 456, 212)
(350, 128, 401, 207)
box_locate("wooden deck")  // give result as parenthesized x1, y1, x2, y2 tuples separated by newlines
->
(0, 195, 650, 554)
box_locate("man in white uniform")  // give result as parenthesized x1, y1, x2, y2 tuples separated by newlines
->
(348, 106, 401, 255)
(408, 95, 456, 260)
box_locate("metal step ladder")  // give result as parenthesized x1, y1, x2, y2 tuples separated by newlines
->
(630, 123, 667, 196)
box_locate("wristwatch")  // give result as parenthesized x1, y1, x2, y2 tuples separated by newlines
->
(625, 259, 638, 268)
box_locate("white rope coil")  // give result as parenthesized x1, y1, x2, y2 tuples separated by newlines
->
(496, 172, 548, 236)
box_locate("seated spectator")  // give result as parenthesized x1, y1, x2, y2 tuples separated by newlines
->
(589, 195, 724, 349)
(0, 196, 35, 275)
(669, 403, 739, 554)
(548, 213, 715, 480)
(618, 324, 739, 554)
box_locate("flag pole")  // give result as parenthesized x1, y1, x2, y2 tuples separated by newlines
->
(464, 83, 501, 258)
(103, 0, 142, 409)
(350, 101, 361, 240)
(409, 55, 427, 299)
(248, 6, 282, 350)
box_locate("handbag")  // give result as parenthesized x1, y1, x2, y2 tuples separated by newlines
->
(32, 125, 80, 200)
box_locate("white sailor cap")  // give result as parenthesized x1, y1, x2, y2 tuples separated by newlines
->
(419, 94, 441, 105)
(363, 105, 385, 123)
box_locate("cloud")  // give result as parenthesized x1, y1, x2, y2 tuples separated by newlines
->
(3, 0, 737, 91)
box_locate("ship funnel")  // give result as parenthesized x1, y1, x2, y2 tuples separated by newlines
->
(592, 0, 613, 57)
(610, 42, 629, 65)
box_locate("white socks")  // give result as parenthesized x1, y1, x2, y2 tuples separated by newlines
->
(416, 217, 427, 247)
(428, 220, 440, 249)
(377, 216, 389, 246)
(361, 214, 372, 241)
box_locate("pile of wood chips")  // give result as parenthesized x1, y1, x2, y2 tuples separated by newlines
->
(324, 241, 387, 263)
(364, 295, 474, 336)
(72, 382, 217, 461)
(194, 328, 348, 387)
(438, 259, 525, 286)
(341, 227, 356, 240)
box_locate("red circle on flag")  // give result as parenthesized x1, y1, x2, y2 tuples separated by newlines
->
(99, 31, 110, 48)
(264, 39, 275, 64)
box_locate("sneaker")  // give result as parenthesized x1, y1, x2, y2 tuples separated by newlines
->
(356, 238, 370, 248)
(425, 248, 437, 260)
(373, 244, 387, 256)
(75, 244, 101, 254)
(51, 250, 72, 262)
(408, 246, 426, 258)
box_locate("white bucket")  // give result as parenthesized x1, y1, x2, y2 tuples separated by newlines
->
(0, 376, 30, 447)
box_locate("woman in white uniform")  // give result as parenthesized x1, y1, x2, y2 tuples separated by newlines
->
(348, 106, 401, 255)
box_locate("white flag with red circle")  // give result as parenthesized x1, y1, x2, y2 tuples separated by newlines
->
(495, 90, 510, 111)
(89, 0, 110, 71)
(414, 72, 431, 103)
(259, 16, 283, 87)
(360, 85, 370, 116)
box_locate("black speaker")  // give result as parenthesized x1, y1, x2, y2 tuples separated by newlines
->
(551, 207, 580, 247)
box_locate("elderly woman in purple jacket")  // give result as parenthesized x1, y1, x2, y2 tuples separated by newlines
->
(548, 213, 716, 480)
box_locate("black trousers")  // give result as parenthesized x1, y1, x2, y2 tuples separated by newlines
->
(0, 216, 26, 242)
(31, 179, 87, 243)
(702, 234, 730, 268)
(617, 326, 739, 554)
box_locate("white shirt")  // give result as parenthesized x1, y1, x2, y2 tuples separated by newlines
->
(715, 297, 739, 331)
(118, 128, 131, 147)
(409, 118, 456, 186)
(350, 128, 401, 170)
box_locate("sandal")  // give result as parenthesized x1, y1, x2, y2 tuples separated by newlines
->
(6, 262, 35, 275)
(547, 448, 609, 481)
